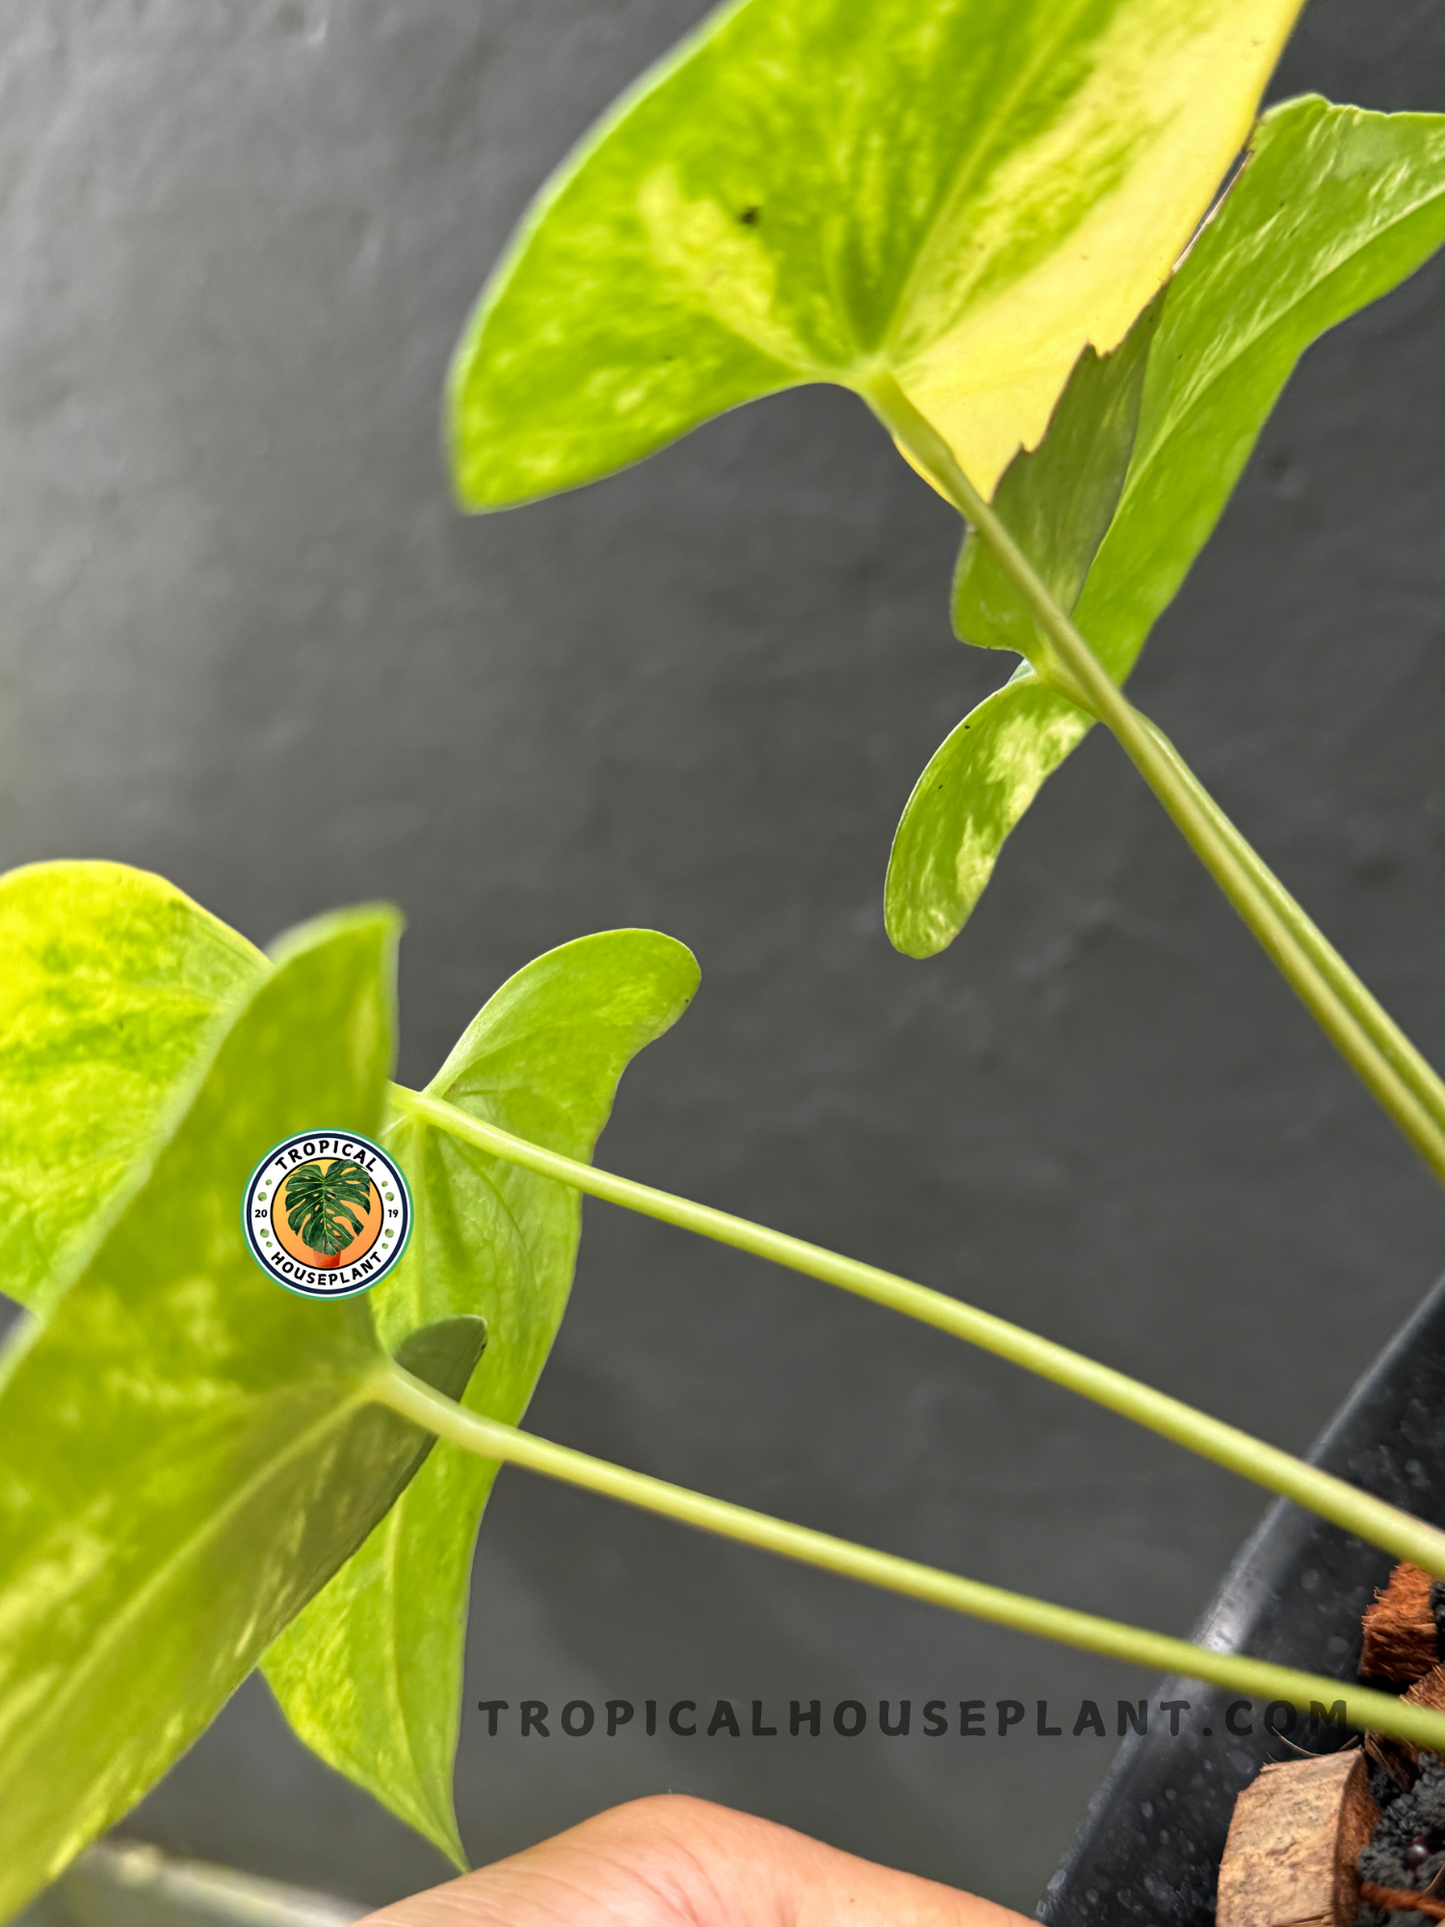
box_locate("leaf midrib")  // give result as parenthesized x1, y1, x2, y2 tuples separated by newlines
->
(406, 1082, 560, 1290)
(879, 0, 1100, 365)
(380, 1455, 474, 1857)
(385, 1500, 438, 1837)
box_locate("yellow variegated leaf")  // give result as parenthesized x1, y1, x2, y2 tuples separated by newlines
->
(450, 0, 1303, 509)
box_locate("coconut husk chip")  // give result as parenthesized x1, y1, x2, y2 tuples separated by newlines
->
(1216, 1749, 1377, 1927)
(1218, 1561, 1445, 1925)
(1360, 1564, 1441, 1689)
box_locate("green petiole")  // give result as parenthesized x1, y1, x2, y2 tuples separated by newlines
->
(375, 1358, 1445, 1756)
(862, 370, 1445, 1190)
(388, 1082, 1445, 1578)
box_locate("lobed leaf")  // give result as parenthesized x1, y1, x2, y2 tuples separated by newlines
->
(887, 97, 1445, 957)
(0, 906, 476, 1921)
(886, 295, 1159, 956)
(449, 0, 1302, 510)
(263, 930, 699, 1864)
(0, 861, 265, 1314)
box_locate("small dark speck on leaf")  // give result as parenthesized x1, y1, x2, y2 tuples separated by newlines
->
(739, 206, 761, 225)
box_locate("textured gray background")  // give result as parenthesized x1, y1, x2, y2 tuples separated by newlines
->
(3, 0, 1445, 1916)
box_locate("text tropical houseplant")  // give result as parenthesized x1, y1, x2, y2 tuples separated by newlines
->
(5, 0, 1445, 1914)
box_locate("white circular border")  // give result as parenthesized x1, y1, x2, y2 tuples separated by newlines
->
(242, 1129, 412, 1298)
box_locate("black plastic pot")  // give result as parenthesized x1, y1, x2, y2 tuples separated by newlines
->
(1039, 1273, 1445, 1925)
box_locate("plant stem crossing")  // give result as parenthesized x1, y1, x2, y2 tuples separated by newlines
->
(389, 1082, 1445, 1579)
(375, 1358, 1445, 1758)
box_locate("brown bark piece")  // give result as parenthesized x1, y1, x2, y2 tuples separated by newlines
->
(1361, 1562, 1440, 1687)
(1216, 1750, 1378, 1927)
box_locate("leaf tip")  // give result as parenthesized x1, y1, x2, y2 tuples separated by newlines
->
(882, 900, 961, 963)
(420, 1803, 471, 1876)
(267, 901, 405, 969)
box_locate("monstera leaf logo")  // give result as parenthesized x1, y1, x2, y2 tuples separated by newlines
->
(243, 1132, 411, 1297)
(283, 1159, 373, 1267)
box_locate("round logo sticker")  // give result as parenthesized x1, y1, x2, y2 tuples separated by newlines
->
(242, 1130, 412, 1298)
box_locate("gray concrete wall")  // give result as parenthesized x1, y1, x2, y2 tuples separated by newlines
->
(2, 0, 1444, 1915)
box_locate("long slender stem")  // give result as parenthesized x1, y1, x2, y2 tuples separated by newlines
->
(863, 370, 1445, 1188)
(376, 1359, 1445, 1754)
(1143, 718, 1445, 1128)
(388, 1081, 1445, 1578)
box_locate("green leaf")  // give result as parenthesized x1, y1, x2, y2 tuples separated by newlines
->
(1078, 95, 1445, 685)
(263, 930, 699, 1865)
(449, 0, 1303, 511)
(0, 861, 265, 1315)
(887, 97, 1445, 957)
(0, 905, 468, 1921)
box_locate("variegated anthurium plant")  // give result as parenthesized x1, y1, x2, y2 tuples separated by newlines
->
(9, 0, 1445, 1913)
